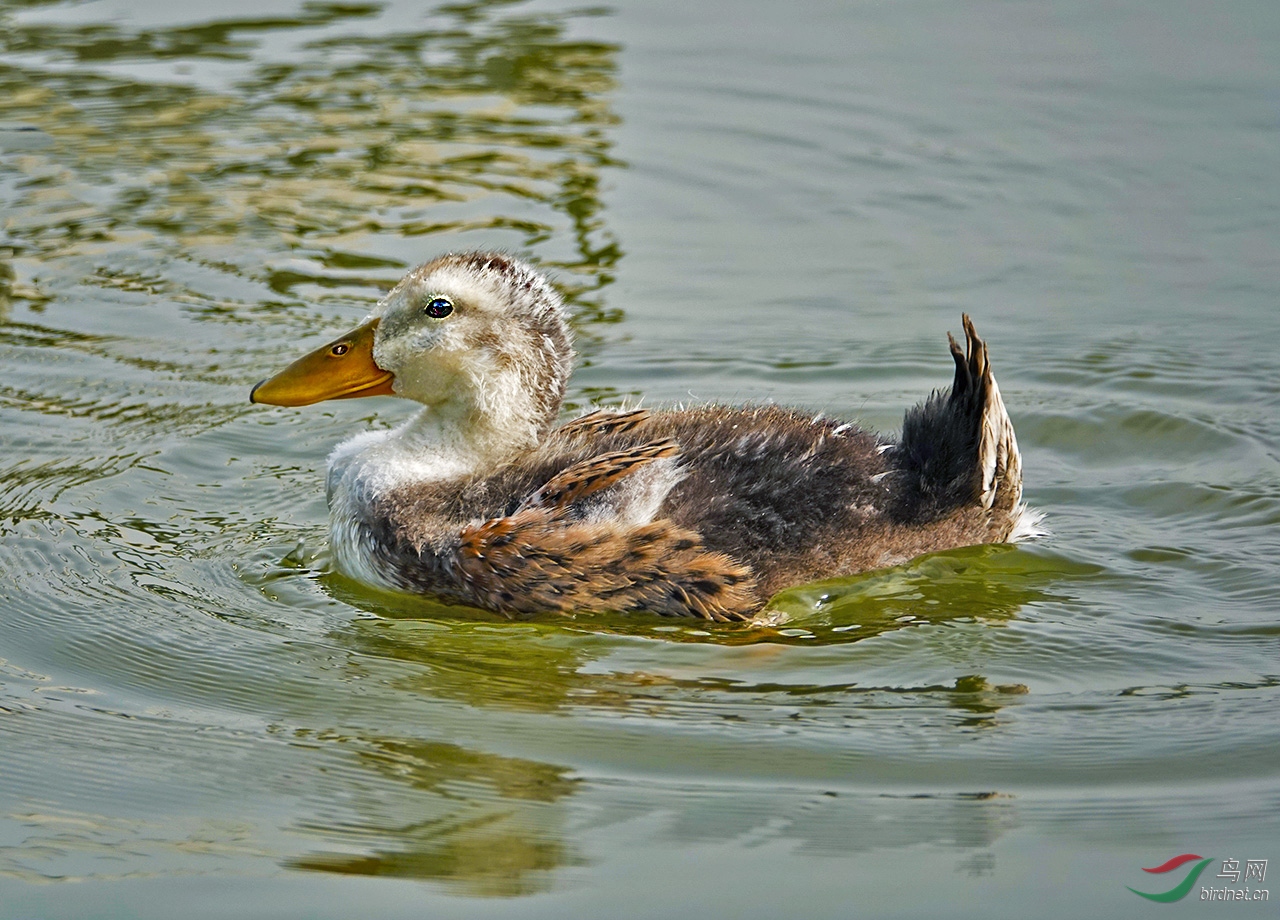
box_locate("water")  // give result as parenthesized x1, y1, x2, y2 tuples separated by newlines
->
(1, 0, 1278, 916)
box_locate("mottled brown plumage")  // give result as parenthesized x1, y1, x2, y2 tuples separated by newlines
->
(251, 252, 1039, 620)
(455, 511, 757, 621)
(519, 440, 680, 512)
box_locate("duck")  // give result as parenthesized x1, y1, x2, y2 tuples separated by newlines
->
(250, 251, 1038, 621)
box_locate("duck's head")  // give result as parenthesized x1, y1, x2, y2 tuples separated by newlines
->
(251, 252, 575, 447)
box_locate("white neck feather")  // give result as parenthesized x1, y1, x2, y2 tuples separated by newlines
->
(394, 396, 537, 474)
(326, 375, 544, 502)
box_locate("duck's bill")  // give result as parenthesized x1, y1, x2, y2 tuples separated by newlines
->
(250, 317, 396, 407)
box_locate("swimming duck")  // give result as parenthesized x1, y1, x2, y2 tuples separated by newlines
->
(251, 251, 1036, 620)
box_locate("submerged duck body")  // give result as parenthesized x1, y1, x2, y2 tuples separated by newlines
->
(252, 252, 1037, 620)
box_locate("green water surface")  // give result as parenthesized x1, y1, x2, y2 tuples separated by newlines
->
(1, 1, 1278, 917)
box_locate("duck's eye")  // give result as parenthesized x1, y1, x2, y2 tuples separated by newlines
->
(330, 343, 349, 356)
(424, 297, 453, 319)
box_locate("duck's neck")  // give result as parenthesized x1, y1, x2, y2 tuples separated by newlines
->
(395, 396, 542, 472)
(328, 387, 552, 500)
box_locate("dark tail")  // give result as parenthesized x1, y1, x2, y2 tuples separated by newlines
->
(894, 315, 1031, 538)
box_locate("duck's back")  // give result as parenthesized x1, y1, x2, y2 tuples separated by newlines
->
(545, 405, 893, 596)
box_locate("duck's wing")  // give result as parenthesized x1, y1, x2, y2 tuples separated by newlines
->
(517, 439, 678, 513)
(554, 407, 653, 441)
(455, 507, 758, 621)
(373, 439, 760, 620)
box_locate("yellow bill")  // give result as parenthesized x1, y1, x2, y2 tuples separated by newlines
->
(250, 317, 395, 406)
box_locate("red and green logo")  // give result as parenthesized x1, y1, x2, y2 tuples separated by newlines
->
(1128, 853, 1213, 902)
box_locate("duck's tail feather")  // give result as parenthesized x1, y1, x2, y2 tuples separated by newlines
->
(895, 315, 1041, 540)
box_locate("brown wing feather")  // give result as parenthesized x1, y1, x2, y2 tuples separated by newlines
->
(520, 439, 679, 511)
(456, 507, 759, 620)
(554, 408, 653, 441)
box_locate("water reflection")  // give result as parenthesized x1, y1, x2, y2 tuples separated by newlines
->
(270, 550, 1067, 893)
(305, 544, 1085, 741)
(763, 544, 1099, 642)
(322, 542, 1092, 648)
(0, 254, 11, 323)
(334, 608, 600, 714)
(0, 0, 622, 329)
(288, 739, 583, 896)
(280, 730, 1030, 895)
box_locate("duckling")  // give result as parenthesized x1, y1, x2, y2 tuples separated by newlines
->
(251, 251, 1038, 620)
